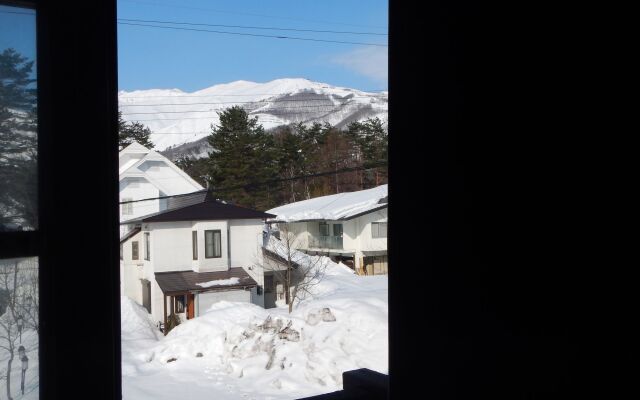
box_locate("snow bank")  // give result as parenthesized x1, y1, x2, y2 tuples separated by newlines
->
(121, 260, 387, 400)
(267, 184, 388, 222)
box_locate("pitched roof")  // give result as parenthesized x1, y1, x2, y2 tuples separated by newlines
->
(266, 184, 388, 222)
(119, 227, 141, 244)
(121, 191, 276, 224)
(154, 268, 257, 295)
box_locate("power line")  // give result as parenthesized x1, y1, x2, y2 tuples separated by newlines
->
(117, 18, 387, 36)
(119, 161, 387, 204)
(120, 0, 388, 30)
(117, 22, 388, 47)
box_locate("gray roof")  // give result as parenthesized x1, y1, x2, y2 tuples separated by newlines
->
(154, 267, 258, 295)
(122, 191, 276, 224)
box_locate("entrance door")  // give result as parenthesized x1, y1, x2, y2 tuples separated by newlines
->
(186, 293, 195, 319)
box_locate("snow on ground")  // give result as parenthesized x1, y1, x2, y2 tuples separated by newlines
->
(121, 259, 387, 400)
(267, 184, 388, 222)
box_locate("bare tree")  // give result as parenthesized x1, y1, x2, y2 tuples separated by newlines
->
(260, 225, 329, 313)
(0, 258, 38, 400)
(0, 261, 20, 400)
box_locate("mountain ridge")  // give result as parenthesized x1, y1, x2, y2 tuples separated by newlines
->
(119, 78, 388, 157)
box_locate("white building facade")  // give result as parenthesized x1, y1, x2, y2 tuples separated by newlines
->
(266, 185, 388, 275)
(120, 196, 275, 332)
(119, 142, 203, 238)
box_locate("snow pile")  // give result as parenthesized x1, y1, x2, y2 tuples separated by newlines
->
(121, 260, 387, 400)
(267, 184, 388, 222)
(196, 277, 240, 288)
(120, 296, 162, 377)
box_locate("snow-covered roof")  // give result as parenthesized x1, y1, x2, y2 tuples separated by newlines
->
(266, 184, 388, 222)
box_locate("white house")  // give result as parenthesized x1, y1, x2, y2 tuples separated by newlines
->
(119, 142, 203, 238)
(266, 184, 388, 276)
(119, 191, 276, 333)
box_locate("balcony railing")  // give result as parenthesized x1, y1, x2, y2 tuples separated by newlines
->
(309, 235, 343, 250)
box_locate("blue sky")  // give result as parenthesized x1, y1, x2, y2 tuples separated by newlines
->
(117, 0, 388, 92)
(0, 6, 36, 69)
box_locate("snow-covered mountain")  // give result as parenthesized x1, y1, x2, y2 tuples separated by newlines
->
(118, 78, 388, 155)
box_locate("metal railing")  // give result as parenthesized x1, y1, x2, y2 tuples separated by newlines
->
(309, 235, 343, 250)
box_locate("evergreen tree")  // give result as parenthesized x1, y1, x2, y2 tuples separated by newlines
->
(206, 106, 279, 210)
(175, 155, 209, 188)
(0, 48, 37, 230)
(118, 111, 154, 150)
(346, 117, 388, 187)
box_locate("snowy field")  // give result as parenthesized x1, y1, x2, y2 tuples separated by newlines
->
(121, 260, 388, 400)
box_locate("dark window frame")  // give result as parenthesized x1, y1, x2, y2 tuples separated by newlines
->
(192, 230, 197, 260)
(0, 2, 569, 399)
(144, 232, 150, 261)
(0, 1, 121, 399)
(204, 229, 221, 258)
(131, 241, 139, 260)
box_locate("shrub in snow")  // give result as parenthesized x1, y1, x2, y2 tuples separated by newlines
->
(195, 352, 203, 357)
(321, 307, 336, 322)
(305, 311, 321, 325)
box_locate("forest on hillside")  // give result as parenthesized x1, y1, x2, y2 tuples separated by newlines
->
(153, 106, 388, 211)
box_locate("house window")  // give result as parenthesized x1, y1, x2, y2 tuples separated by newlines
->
(121, 198, 133, 215)
(205, 230, 221, 258)
(333, 223, 343, 237)
(264, 275, 274, 293)
(192, 231, 198, 260)
(120, 244, 123, 260)
(132, 241, 139, 260)
(319, 222, 329, 236)
(144, 232, 150, 260)
(174, 295, 185, 313)
(372, 222, 388, 238)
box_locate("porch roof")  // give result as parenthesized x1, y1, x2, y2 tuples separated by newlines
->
(154, 267, 257, 295)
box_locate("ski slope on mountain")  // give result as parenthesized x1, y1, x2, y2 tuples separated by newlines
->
(119, 78, 388, 151)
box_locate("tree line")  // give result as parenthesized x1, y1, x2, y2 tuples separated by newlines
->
(173, 106, 388, 211)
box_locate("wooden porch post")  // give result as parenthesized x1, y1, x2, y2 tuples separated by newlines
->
(163, 293, 167, 336)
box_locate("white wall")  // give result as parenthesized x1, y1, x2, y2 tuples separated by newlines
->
(229, 219, 265, 308)
(119, 178, 161, 237)
(196, 289, 251, 316)
(192, 221, 229, 272)
(121, 231, 145, 303)
(146, 221, 194, 272)
(353, 208, 388, 252)
(126, 218, 267, 321)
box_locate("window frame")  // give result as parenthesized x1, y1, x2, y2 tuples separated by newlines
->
(204, 229, 221, 258)
(192, 230, 198, 260)
(131, 241, 139, 260)
(371, 222, 388, 239)
(0, 1, 122, 399)
(144, 232, 150, 261)
(319, 221, 329, 236)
